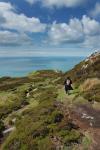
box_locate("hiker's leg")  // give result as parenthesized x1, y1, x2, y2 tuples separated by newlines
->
(67, 90, 70, 95)
(66, 89, 69, 95)
(65, 87, 68, 94)
(65, 86, 70, 95)
(65, 86, 67, 93)
(66, 91, 68, 94)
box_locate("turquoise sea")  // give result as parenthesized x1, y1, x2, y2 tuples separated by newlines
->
(0, 57, 85, 77)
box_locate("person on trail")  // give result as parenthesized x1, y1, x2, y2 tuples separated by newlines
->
(64, 77, 73, 95)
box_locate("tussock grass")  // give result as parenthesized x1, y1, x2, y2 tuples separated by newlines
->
(80, 78, 100, 92)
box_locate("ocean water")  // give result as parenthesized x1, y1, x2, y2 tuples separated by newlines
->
(0, 57, 85, 77)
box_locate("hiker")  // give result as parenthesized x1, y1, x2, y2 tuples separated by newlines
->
(64, 77, 73, 95)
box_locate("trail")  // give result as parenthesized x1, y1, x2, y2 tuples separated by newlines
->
(57, 86, 100, 150)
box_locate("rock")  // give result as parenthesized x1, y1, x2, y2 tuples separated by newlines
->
(33, 88, 38, 92)
(81, 64, 88, 70)
(12, 118, 16, 123)
(26, 92, 30, 98)
(3, 127, 16, 135)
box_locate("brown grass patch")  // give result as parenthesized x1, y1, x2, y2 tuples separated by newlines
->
(80, 78, 100, 92)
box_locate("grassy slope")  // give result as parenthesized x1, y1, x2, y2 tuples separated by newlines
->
(0, 53, 100, 150)
(58, 53, 100, 103)
(0, 70, 83, 150)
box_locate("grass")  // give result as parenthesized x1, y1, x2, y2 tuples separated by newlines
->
(82, 83, 100, 102)
(80, 78, 100, 92)
(0, 91, 28, 119)
(82, 132, 92, 150)
(0, 70, 83, 149)
(57, 87, 75, 104)
(57, 85, 88, 106)
(4, 99, 39, 126)
(0, 58, 99, 150)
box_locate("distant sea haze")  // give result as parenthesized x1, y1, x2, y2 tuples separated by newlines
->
(0, 56, 85, 77)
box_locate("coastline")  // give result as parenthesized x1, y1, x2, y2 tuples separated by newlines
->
(0, 56, 85, 77)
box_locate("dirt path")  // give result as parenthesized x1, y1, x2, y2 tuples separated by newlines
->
(71, 104, 100, 150)
(58, 86, 100, 150)
(72, 104, 100, 128)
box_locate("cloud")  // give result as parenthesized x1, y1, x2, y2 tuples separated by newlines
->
(0, 30, 32, 46)
(82, 15, 100, 35)
(48, 15, 100, 48)
(83, 35, 100, 49)
(0, 2, 13, 11)
(0, 1, 100, 52)
(89, 2, 100, 18)
(48, 18, 84, 44)
(25, 0, 86, 8)
(0, 2, 46, 33)
(25, 0, 38, 5)
(0, 2, 47, 47)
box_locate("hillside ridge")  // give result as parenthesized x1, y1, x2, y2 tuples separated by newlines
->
(0, 52, 100, 150)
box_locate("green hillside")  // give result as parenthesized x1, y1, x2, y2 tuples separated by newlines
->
(0, 52, 100, 150)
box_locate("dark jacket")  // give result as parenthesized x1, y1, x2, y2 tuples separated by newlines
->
(64, 79, 73, 91)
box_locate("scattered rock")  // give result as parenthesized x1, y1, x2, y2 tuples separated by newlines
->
(26, 92, 30, 98)
(3, 127, 16, 135)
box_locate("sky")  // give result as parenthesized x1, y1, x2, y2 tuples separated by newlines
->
(0, 0, 100, 57)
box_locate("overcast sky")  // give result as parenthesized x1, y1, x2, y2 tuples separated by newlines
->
(0, 0, 100, 57)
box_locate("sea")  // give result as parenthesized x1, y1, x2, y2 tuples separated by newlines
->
(0, 57, 85, 77)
